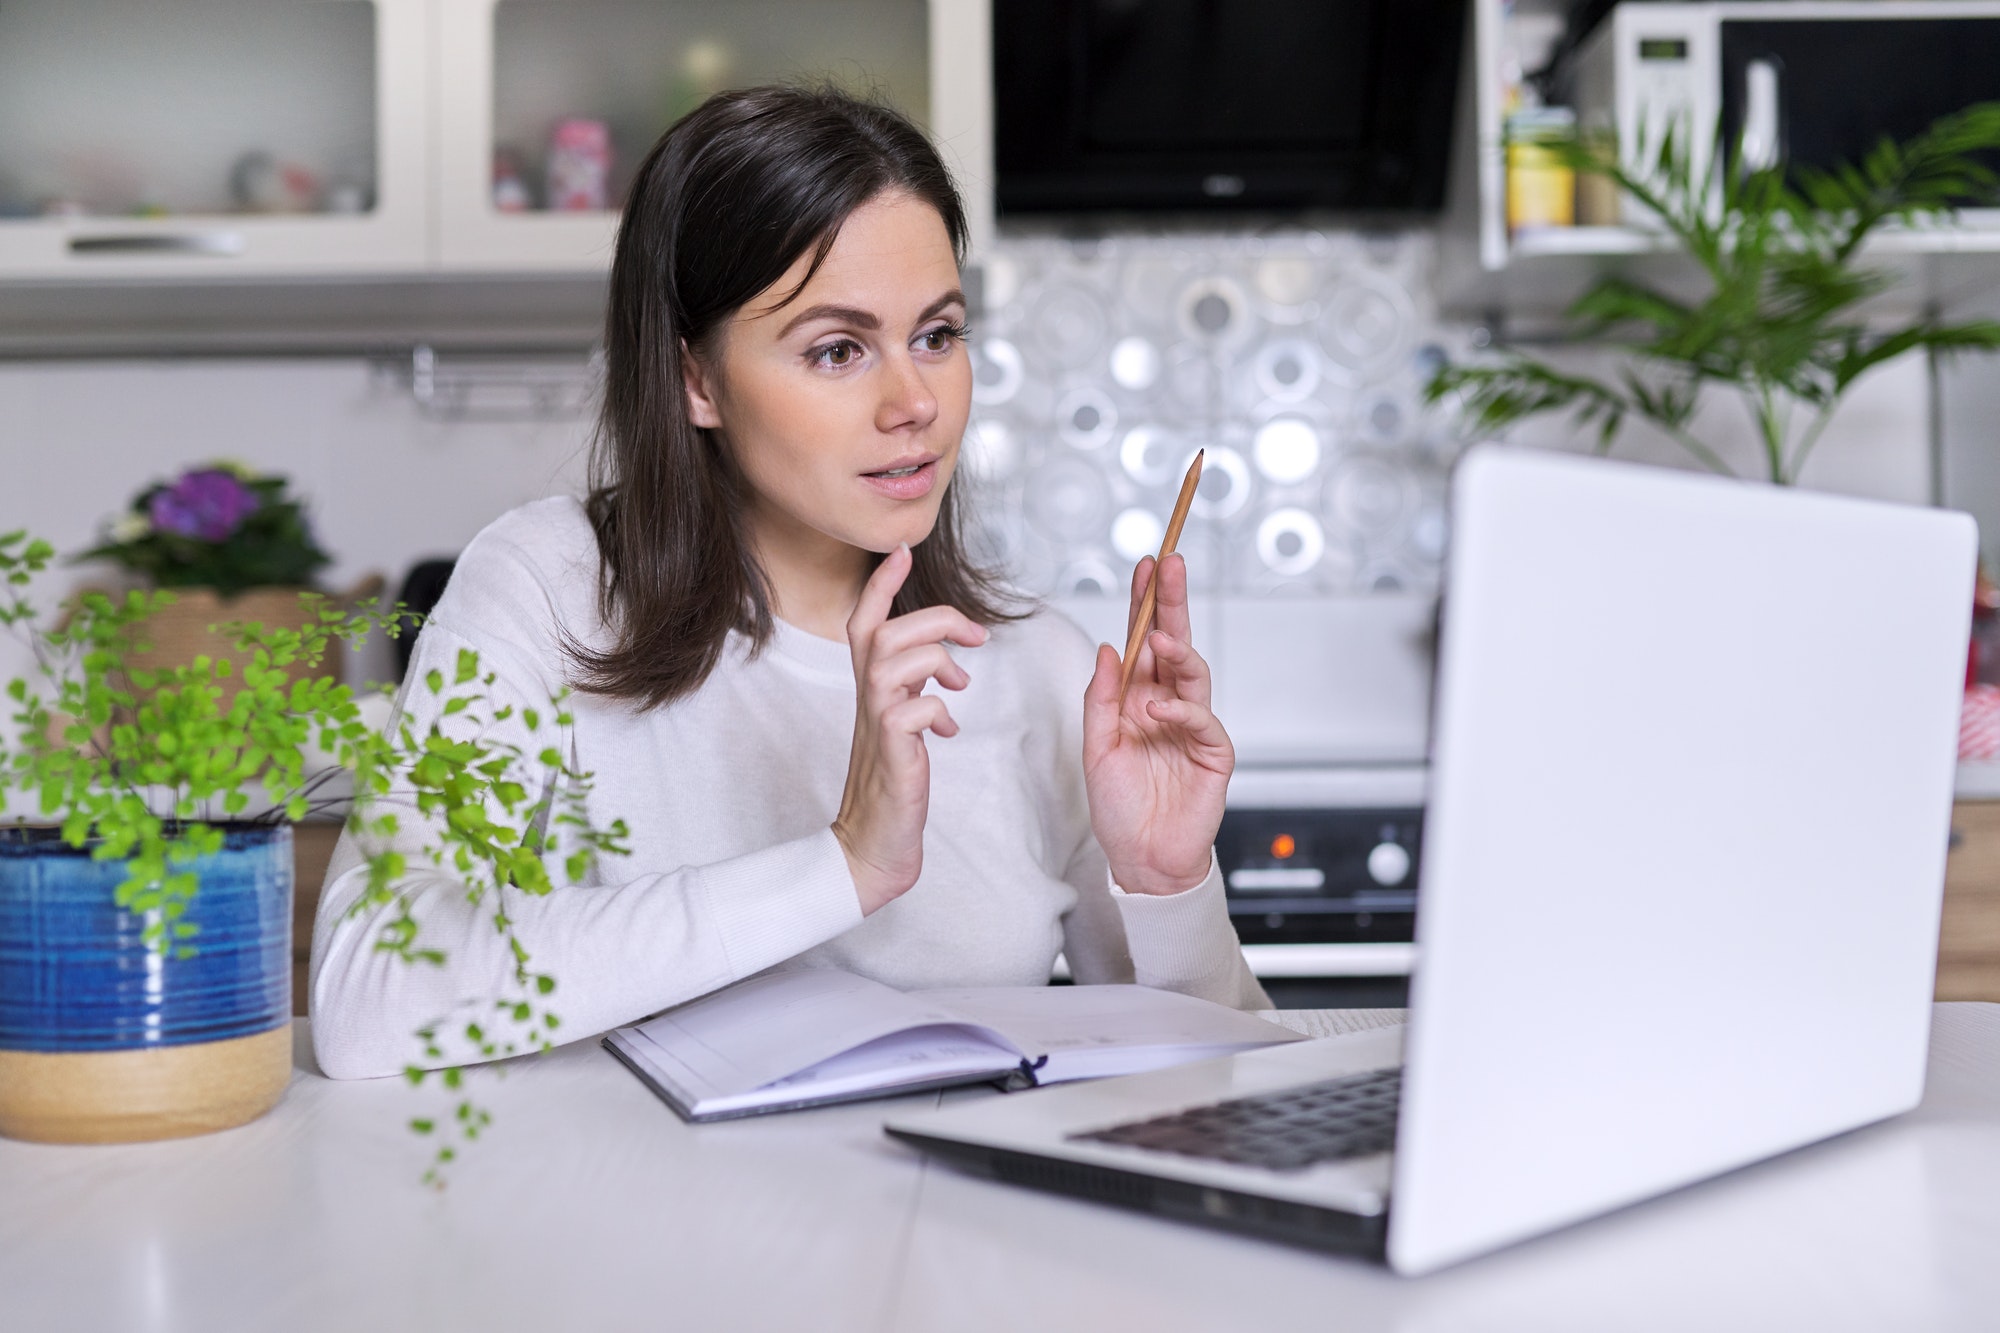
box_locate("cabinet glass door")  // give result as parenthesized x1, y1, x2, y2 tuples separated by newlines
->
(0, 0, 426, 278)
(439, 0, 929, 271)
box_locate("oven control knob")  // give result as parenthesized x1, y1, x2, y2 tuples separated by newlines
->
(1366, 841, 1411, 887)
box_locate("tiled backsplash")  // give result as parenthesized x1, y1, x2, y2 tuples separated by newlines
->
(960, 231, 1471, 600)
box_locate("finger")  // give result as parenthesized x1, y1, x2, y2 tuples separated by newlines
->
(1143, 695, 1233, 758)
(1127, 630, 1157, 695)
(1153, 552, 1193, 644)
(869, 643, 971, 705)
(848, 545, 914, 665)
(1125, 556, 1156, 642)
(871, 603, 989, 659)
(1083, 642, 1125, 759)
(1147, 628, 1212, 707)
(884, 692, 958, 740)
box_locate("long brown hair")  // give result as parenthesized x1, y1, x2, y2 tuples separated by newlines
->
(571, 85, 1022, 711)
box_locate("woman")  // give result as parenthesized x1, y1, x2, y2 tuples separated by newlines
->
(310, 86, 1267, 1081)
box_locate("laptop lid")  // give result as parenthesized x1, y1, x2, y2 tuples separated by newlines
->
(1388, 446, 1975, 1275)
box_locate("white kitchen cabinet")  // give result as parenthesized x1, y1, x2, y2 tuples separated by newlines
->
(0, 0, 957, 287)
(435, 0, 936, 272)
(0, 0, 429, 280)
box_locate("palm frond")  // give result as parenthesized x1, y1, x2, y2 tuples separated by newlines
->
(1792, 101, 2000, 262)
(1567, 276, 1697, 341)
(1437, 101, 2000, 483)
(1427, 358, 1630, 451)
(1832, 320, 2000, 396)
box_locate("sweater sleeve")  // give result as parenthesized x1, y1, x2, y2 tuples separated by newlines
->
(308, 524, 863, 1080)
(1059, 835, 1271, 1010)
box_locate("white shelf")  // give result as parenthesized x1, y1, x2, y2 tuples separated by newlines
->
(1506, 217, 2000, 263)
(1508, 226, 1668, 259)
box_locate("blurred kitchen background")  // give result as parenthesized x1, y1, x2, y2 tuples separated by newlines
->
(6, 0, 2000, 1005)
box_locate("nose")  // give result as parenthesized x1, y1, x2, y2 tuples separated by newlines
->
(875, 348, 939, 436)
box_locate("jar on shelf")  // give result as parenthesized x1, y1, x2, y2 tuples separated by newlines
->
(1505, 106, 1577, 234)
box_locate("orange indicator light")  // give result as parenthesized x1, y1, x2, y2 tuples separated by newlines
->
(1271, 834, 1296, 860)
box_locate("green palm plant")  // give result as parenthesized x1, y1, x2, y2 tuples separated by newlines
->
(1430, 104, 2000, 484)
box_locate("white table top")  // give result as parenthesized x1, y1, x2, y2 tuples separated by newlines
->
(4, 1004, 1999, 1333)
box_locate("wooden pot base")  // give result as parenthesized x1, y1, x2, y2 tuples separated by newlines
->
(0, 1026, 293, 1144)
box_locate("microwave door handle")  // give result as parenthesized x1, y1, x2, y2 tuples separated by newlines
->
(1741, 58, 1783, 172)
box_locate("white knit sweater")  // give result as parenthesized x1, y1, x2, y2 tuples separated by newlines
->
(308, 497, 1268, 1080)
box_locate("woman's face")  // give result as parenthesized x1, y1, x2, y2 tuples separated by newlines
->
(684, 190, 971, 559)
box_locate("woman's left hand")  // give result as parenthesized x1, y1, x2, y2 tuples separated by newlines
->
(1083, 552, 1234, 896)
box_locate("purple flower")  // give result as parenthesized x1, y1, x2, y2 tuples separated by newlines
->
(148, 469, 261, 543)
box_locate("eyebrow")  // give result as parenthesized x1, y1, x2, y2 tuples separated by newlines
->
(775, 289, 967, 341)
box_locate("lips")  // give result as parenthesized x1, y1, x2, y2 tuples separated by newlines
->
(861, 455, 941, 500)
(865, 453, 939, 479)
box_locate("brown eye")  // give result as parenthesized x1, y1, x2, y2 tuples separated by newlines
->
(810, 339, 863, 370)
(923, 330, 950, 352)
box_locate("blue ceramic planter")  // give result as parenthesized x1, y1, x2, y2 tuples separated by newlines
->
(0, 824, 294, 1142)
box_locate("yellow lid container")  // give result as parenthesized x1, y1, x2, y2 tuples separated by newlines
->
(1507, 108, 1577, 233)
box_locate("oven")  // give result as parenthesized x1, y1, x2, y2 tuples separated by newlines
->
(1220, 766, 1423, 1005)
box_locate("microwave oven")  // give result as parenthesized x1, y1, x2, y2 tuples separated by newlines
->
(1571, 1, 2000, 222)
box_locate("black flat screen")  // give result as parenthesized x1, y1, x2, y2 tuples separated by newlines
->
(995, 0, 1468, 215)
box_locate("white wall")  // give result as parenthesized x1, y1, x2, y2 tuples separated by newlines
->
(1490, 343, 1935, 505)
(0, 358, 594, 690)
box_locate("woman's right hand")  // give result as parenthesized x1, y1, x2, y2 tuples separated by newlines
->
(832, 544, 988, 915)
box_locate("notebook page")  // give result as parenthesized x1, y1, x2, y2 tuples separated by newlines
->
(1259, 1007, 1408, 1040)
(920, 984, 1304, 1082)
(626, 969, 1024, 1098)
(685, 1028, 1026, 1117)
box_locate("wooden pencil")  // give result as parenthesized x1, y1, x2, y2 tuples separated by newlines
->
(1118, 449, 1205, 703)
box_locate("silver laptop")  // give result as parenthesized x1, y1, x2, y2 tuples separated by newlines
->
(885, 445, 1975, 1275)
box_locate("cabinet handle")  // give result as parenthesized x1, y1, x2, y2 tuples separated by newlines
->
(68, 233, 246, 257)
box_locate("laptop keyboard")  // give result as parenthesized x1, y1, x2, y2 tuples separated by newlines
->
(1067, 1066, 1402, 1174)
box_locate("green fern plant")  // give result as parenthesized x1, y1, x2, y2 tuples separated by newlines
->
(1431, 104, 2000, 483)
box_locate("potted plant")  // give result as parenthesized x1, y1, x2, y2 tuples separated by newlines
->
(0, 530, 627, 1155)
(1428, 104, 2000, 483)
(74, 461, 380, 685)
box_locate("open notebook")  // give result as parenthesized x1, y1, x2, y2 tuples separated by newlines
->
(603, 969, 1304, 1122)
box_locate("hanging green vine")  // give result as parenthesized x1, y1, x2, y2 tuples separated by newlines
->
(1, 528, 629, 1182)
